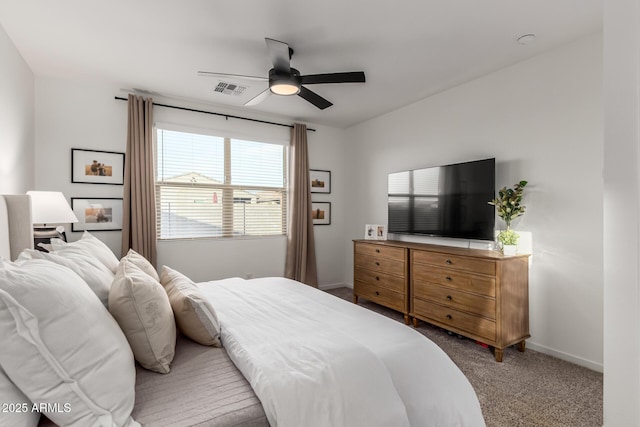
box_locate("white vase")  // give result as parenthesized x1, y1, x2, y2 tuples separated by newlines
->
(502, 244, 517, 256)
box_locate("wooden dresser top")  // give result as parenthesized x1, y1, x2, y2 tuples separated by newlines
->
(353, 239, 530, 261)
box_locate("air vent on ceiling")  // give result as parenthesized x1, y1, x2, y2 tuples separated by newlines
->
(214, 82, 247, 96)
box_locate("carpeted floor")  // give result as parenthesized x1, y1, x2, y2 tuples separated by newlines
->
(326, 287, 603, 427)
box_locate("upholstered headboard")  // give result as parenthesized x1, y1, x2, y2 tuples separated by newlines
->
(0, 195, 34, 261)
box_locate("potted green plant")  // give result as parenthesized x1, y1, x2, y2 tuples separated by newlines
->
(488, 180, 528, 255)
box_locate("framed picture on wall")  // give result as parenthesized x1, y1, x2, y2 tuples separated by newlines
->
(309, 169, 331, 193)
(311, 202, 331, 225)
(71, 148, 125, 185)
(71, 198, 123, 232)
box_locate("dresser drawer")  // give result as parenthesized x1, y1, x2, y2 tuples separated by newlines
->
(354, 281, 406, 312)
(355, 242, 406, 262)
(354, 255, 406, 276)
(413, 282, 496, 319)
(412, 250, 496, 276)
(413, 299, 496, 342)
(355, 268, 406, 293)
(412, 267, 495, 297)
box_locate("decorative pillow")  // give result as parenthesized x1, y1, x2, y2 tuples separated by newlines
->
(17, 248, 113, 307)
(160, 266, 222, 347)
(0, 259, 139, 427)
(51, 231, 119, 273)
(123, 249, 159, 282)
(109, 258, 176, 373)
(0, 367, 39, 427)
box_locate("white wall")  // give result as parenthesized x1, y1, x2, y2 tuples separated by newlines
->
(0, 23, 34, 194)
(344, 34, 604, 371)
(34, 78, 126, 253)
(33, 77, 348, 285)
(603, 0, 640, 425)
(306, 125, 348, 287)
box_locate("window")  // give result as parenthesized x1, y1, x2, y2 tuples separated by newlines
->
(155, 127, 287, 240)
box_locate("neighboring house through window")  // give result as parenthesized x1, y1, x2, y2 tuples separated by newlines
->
(155, 127, 287, 240)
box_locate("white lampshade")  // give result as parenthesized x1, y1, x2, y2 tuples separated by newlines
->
(27, 191, 78, 225)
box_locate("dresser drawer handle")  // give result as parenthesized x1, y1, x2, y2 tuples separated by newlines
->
(376, 276, 380, 281)
(375, 291, 380, 296)
(446, 314, 452, 320)
(375, 262, 380, 266)
(445, 276, 452, 281)
(446, 295, 452, 301)
(445, 259, 452, 265)
(376, 249, 380, 253)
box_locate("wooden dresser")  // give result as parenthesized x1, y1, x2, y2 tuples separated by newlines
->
(353, 240, 410, 324)
(410, 244, 530, 362)
(353, 240, 530, 361)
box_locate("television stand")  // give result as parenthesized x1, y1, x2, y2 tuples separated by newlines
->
(354, 239, 530, 362)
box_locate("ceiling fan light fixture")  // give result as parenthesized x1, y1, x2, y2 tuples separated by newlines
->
(269, 68, 301, 96)
(270, 82, 300, 96)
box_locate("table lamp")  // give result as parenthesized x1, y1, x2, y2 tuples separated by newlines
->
(26, 191, 78, 244)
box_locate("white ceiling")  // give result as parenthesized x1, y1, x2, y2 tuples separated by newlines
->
(0, 1, 601, 129)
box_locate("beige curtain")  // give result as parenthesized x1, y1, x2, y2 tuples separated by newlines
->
(285, 123, 318, 287)
(121, 94, 157, 266)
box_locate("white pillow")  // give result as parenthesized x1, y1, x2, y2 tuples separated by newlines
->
(160, 266, 222, 347)
(51, 231, 119, 273)
(0, 259, 139, 427)
(123, 249, 159, 282)
(109, 258, 176, 374)
(17, 248, 113, 306)
(0, 367, 39, 427)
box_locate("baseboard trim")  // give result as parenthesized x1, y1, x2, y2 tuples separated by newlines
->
(319, 282, 352, 291)
(526, 341, 603, 373)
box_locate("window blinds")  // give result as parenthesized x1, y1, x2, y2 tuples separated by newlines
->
(156, 128, 287, 240)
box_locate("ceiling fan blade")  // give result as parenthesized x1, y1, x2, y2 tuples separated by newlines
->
(265, 38, 291, 73)
(300, 71, 366, 85)
(244, 88, 272, 106)
(197, 71, 267, 82)
(298, 86, 333, 110)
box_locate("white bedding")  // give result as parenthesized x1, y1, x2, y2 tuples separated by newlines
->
(199, 277, 485, 427)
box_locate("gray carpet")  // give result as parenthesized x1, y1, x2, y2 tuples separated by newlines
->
(326, 287, 603, 427)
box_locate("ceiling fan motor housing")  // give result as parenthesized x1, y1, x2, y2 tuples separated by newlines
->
(269, 68, 301, 95)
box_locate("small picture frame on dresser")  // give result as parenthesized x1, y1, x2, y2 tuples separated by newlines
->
(365, 224, 387, 240)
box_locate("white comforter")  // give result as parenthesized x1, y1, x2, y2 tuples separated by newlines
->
(199, 277, 485, 427)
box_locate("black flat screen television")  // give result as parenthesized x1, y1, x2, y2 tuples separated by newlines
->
(388, 158, 495, 241)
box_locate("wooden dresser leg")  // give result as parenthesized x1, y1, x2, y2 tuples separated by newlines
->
(494, 348, 504, 362)
(352, 295, 358, 304)
(412, 317, 419, 328)
(403, 314, 410, 325)
(517, 340, 526, 353)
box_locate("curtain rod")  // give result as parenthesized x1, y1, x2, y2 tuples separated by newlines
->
(114, 96, 316, 132)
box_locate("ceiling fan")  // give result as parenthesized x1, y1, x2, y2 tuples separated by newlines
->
(198, 38, 366, 110)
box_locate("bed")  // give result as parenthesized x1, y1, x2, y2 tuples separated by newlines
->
(0, 194, 485, 427)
